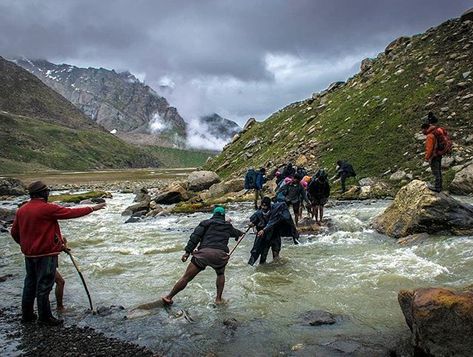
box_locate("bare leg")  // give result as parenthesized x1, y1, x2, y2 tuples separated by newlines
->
(55, 271, 65, 311)
(272, 250, 280, 261)
(163, 262, 201, 304)
(215, 274, 225, 304)
(319, 206, 324, 224)
(293, 205, 299, 226)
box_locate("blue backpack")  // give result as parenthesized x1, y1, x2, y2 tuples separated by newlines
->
(244, 169, 257, 189)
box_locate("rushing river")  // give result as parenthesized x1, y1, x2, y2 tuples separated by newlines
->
(1, 194, 473, 356)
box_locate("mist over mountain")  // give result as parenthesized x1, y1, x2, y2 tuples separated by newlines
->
(15, 58, 187, 148)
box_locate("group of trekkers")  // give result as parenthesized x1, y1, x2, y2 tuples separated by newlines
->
(10, 111, 451, 323)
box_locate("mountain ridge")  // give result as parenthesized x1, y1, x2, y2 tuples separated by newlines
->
(205, 17, 473, 189)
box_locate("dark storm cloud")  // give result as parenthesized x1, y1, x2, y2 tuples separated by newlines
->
(0, 0, 470, 135)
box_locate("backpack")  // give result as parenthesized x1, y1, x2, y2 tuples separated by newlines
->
(244, 169, 257, 189)
(296, 167, 307, 177)
(433, 127, 452, 156)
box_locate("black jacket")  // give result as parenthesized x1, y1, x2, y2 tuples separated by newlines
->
(250, 209, 270, 231)
(308, 178, 330, 199)
(185, 214, 244, 253)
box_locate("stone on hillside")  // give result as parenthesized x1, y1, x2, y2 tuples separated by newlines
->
(0, 178, 27, 196)
(244, 138, 260, 150)
(460, 7, 473, 22)
(154, 183, 189, 204)
(187, 171, 221, 192)
(242, 118, 256, 131)
(441, 156, 455, 169)
(389, 170, 408, 181)
(359, 177, 375, 187)
(360, 58, 373, 72)
(450, 163, 473, 194)
(327, 81, 344, 92)
(463, 71, 471, 78)
(295, 155, 308, 167)
(424, 101, 435, 109)
(398, 287, 473, 356)
(414, 132, 425, 141)
(385, 36, 410, 54)
(465, 134, 473, 144)
(372, 180, 473, 238)
(231, 133, 241, 143)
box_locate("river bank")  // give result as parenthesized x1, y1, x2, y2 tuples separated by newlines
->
(0, 305, 156, 357)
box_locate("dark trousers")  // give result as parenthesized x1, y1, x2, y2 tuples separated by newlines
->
(340, 172, 348, 192)
(22, 255, 58, 320)
(430, 156, 442, 191)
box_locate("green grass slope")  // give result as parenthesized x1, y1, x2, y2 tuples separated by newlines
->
(206, 18, 473, 186)
(143, 146, 216, 168)
(0, 112, 162, 173)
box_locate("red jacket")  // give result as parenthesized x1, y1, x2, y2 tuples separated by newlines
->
(11, 198, 94, 257)
(424, 126, 437, 161)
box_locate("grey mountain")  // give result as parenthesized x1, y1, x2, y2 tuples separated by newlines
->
(15, 58, 187, 148)
(199, 113, 241, 142)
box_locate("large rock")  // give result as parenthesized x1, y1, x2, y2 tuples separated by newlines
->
(450, 163, 473, 195)
(153, 183, 189, 204)
(187, 171, 221, 192)
(0, 178, 27, 196)
(122, 194, 151, 216)
(461, 7, 473, 22)
(398, 287, 473, 356)
(373, 180, 473, 238)
(242, 117, 256, 131)
(208, 178, 244, 198)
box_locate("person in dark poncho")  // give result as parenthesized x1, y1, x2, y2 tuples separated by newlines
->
(307, 170, 331, 225)
(248, 197, 299, 266)
(332, 160, 356, 193)
(162, 206, 244, 305)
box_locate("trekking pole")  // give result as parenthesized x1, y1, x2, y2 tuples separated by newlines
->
(65, 250, 95, 313)
(229, 226, 252, 257)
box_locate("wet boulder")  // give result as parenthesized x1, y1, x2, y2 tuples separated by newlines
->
(373, 180, 473, 238)
(122, 194, 151, 216)
(0, 178, 27, 196)
(133, 188, 150, 202)
(398, 287, 473, 356)
(187, 171, 221, 192)
(298, 310, 337, 326)
(450, 163, 473, 195)
(153, 183, 189, 204)
(297, 217, 323, 234)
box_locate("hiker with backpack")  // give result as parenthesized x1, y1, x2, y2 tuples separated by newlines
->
(332, 160, 356, 193)
(248, 197, 300, 265)
(307, 169, 331, 225)
(276, 173, 309, 226)
(421, 118, 452, 192)
(162, 206, 244, 305)
(244, 167, 266, 209)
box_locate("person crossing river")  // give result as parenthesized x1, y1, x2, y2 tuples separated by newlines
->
(162, 206, 244, 305)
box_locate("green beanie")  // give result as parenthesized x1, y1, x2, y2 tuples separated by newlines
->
(213, 206, 225, 215)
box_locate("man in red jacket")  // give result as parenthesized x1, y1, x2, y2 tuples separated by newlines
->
(422, 122, 442, 192)
(11, 181, 106, 326)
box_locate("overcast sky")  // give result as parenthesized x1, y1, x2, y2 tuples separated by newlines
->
(0, 0, 470, 125)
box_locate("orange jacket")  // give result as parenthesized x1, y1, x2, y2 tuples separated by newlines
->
(424, 126, 437, 161)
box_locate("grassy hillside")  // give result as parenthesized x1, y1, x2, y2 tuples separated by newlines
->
(0, 112, 162, 173)
(143, 146, 216, 168)
(206, 18, 473, 186)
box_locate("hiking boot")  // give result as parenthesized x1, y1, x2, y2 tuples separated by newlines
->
(38, 317, 64, 327)
(21, 313, 37, 324)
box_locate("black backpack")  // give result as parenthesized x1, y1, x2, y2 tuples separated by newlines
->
(244, 169, 257, 189)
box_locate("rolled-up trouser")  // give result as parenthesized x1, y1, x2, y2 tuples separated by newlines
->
(430, 156, 442, 191)
(22, 255, 57, 321)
